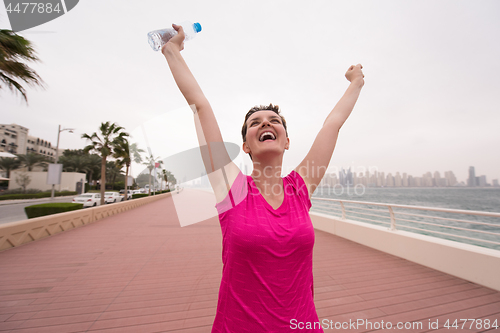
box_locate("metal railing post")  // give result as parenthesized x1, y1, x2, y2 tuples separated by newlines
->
(340, 201, 346, 220)
(388, 206, 396, 230)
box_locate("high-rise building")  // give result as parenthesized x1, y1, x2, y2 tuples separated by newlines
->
(386, 173, 395, 187)
(468, 166, 476, 187)
(444, 171, 458, 186)
(377, 172, 385, 187)
(423, 172, 433, 187)
(433, 171, 441, 187)
(394, 172, 402, 187)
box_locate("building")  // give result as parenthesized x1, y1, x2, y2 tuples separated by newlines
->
(0, 123, 57, 161)
(0, 124, 28, 155)
(477, 175, 487, 187)
(386, 173, 395, 187)
(468, 166, 476, 187)
(423, 172, 433, 187)
(394, 172, 402, 187)
(444, 171, 458, 186)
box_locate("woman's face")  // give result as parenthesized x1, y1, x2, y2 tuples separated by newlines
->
(243, 110, 289, 160)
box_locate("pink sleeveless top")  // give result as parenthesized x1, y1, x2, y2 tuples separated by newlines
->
(212, 171, 323, 332)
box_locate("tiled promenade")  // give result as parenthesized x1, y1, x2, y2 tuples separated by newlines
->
(0, 192, 499, 332)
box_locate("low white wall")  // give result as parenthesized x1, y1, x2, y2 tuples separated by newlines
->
(311, 212, 500, 292)
(8, 171, 86, 192)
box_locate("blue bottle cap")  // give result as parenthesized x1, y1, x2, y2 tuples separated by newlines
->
(193, 22, 202, 33)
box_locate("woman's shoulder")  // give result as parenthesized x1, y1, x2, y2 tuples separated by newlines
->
(284, 170, 310, 199)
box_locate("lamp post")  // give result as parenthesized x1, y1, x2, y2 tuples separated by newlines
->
(50, 125, 74, 199)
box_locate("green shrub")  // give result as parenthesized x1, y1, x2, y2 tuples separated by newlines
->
(0, 188, 42, 195)
(0, 191, 78, 201)
(132, 193, 149, 199)
(24, 203, 83, 219)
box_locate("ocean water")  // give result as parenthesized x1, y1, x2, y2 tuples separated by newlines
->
(311, 187, 500, 250)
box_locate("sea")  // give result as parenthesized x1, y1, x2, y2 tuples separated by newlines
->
(311, 187, 500, 250)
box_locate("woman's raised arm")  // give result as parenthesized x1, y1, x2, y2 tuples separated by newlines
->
(162, 24, 240, 202)
(295, 64, 365, 196)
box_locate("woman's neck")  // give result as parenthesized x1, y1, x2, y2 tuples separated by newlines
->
(251, 160, 284, 197)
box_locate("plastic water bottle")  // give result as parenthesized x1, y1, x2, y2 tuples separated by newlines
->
(148, 21, 202, 51)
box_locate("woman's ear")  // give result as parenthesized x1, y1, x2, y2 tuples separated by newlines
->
(242, 141, 250, 154)
(284, 137, 290, 150)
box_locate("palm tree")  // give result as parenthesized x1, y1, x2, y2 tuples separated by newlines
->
(85, 154, 101, 188)
(59, 154, 89, 173)
(0, 30, 44, 102)
(113, 141, 144, 201)
(106, 161, 123, 190)
(82, 122, 129, 205)
(0, 157, 21, 178)
(59, 152, 101, 189)
(143, 154, 162, 196)
(17, 153, 49, 171)
(161, 169, 176, 191)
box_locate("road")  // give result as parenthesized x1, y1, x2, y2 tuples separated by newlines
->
(0, 196, 77, 225)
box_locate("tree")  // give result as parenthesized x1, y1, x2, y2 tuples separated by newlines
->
(135, 173, 150, 188)
(17, 153, 48, 171)
(113, 141, 144, 200)
(61, 149, 86, 157)
(82, 122, 129, 205)
(0, 157, 21, 178)
(143, 154, 162, 196)
(161, 169, 176, 190)
(59, 152, 101, 187)
(0, 30, 44, 102)
(15, 172, 30, 193)
(59, 154, 89, 173)
(85, 154, 101, 187)
(106, 161, 123, 190)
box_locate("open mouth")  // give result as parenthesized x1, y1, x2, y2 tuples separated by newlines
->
(259, 131, 276, 142)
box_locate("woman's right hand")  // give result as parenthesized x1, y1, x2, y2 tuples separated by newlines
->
(162, 24, 185, 53)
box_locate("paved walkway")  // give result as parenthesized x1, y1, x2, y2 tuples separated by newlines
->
(0, 193, 499, 332)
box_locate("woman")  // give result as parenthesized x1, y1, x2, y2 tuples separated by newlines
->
(162, 24, 364, 332)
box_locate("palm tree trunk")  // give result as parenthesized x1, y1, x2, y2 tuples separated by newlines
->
(148, 170, 151, 196)
(100, 157, 106, 205)
(124, 164, 129, 201)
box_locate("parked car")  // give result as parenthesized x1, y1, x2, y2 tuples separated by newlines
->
(105, 192, 122, 204)
(132, 190, 142, 195)
(72, 193, 101, 207)
(119, 189, 132, 200)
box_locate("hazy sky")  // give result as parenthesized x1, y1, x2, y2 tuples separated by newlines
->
(1, 0, 499, 183)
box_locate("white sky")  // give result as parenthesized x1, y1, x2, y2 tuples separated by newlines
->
(1, 0, 499, 183)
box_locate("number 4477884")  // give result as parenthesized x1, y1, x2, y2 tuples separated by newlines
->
(444, 319, 498, 330)
(6, 3, 61, 14)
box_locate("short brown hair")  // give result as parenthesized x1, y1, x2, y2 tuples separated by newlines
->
(241, 103, 288, 143)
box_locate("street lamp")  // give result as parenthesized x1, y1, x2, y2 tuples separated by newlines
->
(50, 125, 74, 199)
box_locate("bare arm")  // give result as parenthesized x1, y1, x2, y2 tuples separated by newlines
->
(162, 25, 239, 202)
(295, 64, 364, 196)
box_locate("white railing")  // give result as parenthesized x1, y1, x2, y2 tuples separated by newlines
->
(311, 197, 500, 250)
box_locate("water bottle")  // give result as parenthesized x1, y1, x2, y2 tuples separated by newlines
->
(148, 21, 202, 51)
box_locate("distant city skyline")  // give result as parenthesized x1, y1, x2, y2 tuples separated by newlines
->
(319, 166, 498, 188)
